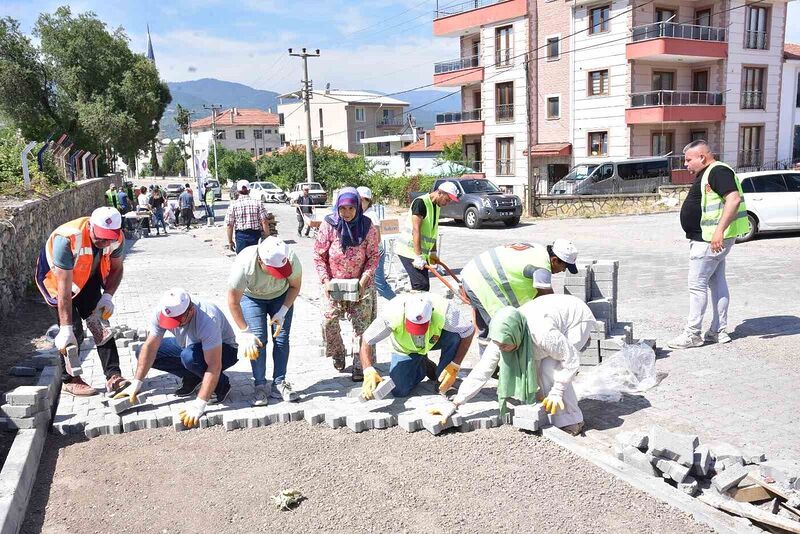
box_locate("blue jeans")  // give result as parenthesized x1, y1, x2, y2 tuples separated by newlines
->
(241, 292, 294, 386)
(147, 338, 238, 393)
(373, 248, 396, 300)
(205, 204, 215, 219)
(235, 229, 261, 253)
(389, 329, 460, 397)
(152, 207, 167, 233)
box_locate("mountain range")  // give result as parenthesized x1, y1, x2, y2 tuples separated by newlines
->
(159, 78, 460, 139)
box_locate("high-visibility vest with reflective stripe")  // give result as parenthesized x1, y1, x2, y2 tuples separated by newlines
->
(387, 294, 448, 355)
(700, 161, 748, 241)
(395, 194, 438, 260)
(105, 190, 118, 208)
(460, 243, 551, 316)
(41, 217, 123, 300)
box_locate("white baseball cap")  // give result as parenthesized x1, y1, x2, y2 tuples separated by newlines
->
(157, 288, 192, 329)
(437, 181, 459, 202)
(552, 239, 579, 274)
(257, 236, 293, 279)
(356, 186, 372, 200)
(404, 294, 433, 335)
(237, 179, 250, 192)
(89, 207, 122, 240)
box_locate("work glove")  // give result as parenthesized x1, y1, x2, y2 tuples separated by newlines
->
(236, 328, 263, 361)
(96, 293, 114, 320)
(112, 379, 142, 403)
(54, 325, 77, 352)
(437, 362, 460, 394)
(178, 398, 207, 429)
(427, 402, 458, 425)
(361, 367, 383, 400)
(412, 255, 426, 270)
(541, 383, 565, 415)
(429, 252, 440, 265)
(270, 305, 289, 337)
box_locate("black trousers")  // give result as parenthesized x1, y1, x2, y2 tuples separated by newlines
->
(399, 255, 431, 292)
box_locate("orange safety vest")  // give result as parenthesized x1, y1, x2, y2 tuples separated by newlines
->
(40, 217, 123, 301)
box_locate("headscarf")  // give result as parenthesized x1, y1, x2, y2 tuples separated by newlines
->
(324, 186, 372, 250)
(490, 306, 538, 416)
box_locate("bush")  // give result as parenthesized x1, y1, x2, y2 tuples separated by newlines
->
(0, 127, 67, 196)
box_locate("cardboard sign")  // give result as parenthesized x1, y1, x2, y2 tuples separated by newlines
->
(381, 218, 400, 235)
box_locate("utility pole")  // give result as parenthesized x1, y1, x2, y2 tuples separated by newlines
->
(203, 104, 223, 182)
(289, 47, 320, 184)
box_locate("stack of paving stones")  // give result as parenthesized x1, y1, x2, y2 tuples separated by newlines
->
(265, 212, 278, 237)
(1, 351, 62, 431)
(563, 259, 654, 366)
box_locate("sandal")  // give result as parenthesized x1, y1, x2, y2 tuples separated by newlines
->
(106, 374, 131, 394)
(332, 354, 346, 372)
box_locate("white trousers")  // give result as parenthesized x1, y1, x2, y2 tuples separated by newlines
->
(537, 357, 583, 428)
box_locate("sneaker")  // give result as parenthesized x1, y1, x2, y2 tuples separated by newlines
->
(174, 375, 202, 397)
(351, 365, 363, 382)
(63, 377, 97, 397)
(209, 380, 231, 405)
(332, 354, 346, 372)
(251, 384, 270, 407)
(269, 381, 299, 402)
(667, 332, 704, 349)
(704, 330, 731, 344)
(106, 374, 131, 394)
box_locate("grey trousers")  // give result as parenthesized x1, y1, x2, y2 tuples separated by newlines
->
(685, 238, 735, 336)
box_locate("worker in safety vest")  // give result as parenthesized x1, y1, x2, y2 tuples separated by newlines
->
(34, 207, 130, 397)
(460, 239, 579, 341)
(359, 293, 474, 399)
(105, 184, 119, 209)
(394, 181, 460, 292)
(669, 140, 747, 349)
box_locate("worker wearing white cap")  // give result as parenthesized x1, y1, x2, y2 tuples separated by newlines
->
(34, 207, 130, 397)
(227, 237, 302, 406)
(394, 181, 459, 291)
(225, 179, 270, 253)
(114, 288, 239, 428)
(358, 293, 474, 399)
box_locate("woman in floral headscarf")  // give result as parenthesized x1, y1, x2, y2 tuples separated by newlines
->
(314, 186, 380, 380)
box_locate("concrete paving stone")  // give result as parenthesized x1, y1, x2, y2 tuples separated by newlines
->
(397, 412, 423, 433)
(621, 446, 660, 477)
(6, 411, 49, 430)
(718, 457, 744, 471)
(107, 396, 141, 415)
(649, 425, 699, 467)
(707, 442, 744, 464)
(421, 412, 463, 436)
(712, 464, 752, 493)
(741, 447, 766, 465)
(5, 386, 48, 407)
(615, 430, 649, 451)
(0, 402, 44, 419)
(678, 476, 699, 496)
(303, 407, 326, 425)
(693, 444, 715, 478)
(655, 458, 691, 483)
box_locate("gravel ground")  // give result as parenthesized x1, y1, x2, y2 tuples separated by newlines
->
(24, 425, 714, 534)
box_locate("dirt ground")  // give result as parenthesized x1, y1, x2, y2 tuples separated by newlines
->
(24, 424, 714, 534)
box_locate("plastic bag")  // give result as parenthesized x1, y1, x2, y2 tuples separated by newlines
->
(573, 342, 658, 402)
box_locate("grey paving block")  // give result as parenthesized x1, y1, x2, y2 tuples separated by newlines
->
(206, 412, 224, 427)
(10, 366, 36, 377)
(615, 430, 649, 451)
(655, 458, 691, 483)
(5, 386, 48, 407)
(372, 413, 395, 429)
(679, 476, 699, 496)
(587, 299, 614, 321)
(649, 425, 698, 467)
(741, 447, 766, 465)
(0, 402, 44, 419)
(693, 444, 714, 478)
(303, 407, 326, 425)
(621, 446, 659, 477)
(324, 411, 347, 429)
(708, 442, 743, 464)
(107, 396, 141, 415)
(7, 411, 49, 430)
(718, 457, 744, 470)
(52, 414, 84, 435)
(397, 412, 423, 433)
(712, 464, 751, 493)
(421, 412, 463, 435)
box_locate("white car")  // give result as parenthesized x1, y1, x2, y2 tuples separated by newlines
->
(737, 170, 800, 242)
(248, 181, 287, 203)
(288, 182, 327, 205)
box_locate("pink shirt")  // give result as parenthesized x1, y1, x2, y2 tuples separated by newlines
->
(313, 219, 379, 285)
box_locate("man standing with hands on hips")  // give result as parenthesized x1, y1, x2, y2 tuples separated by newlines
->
(669, 140, 748, 349)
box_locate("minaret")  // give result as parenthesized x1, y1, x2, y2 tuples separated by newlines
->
(146, 24, 155, 64)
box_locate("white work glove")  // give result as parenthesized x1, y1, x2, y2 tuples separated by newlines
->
(271, 305, 289, 328)
(178, 398, 207, 429)
(54, 325, 77, 352)
(236, 328, 263, 361)
(96, 293, 114, 320)
(541, 382, 566, 415)
(412, 255, 426, 270)
(112, 378, 142, 402)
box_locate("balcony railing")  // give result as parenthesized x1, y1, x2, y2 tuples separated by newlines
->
(435, 0, 509, 19)
(744, 30, 768, 50)
(495, 48, 513, 67)
(741, 91, 764, 110)
(629, 90, 724, 107)
(435, 55, 480, 74)
(435, 109, 483, 124)
(376, 116, 406, 127)
(738, 150, 762, 168)
(497, 159, 514, 176)
(496, 104, 514, 122)
(436, 160, 484, 173)
(631, 21, 726, 43)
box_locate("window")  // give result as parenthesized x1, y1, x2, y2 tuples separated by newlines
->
(588, 70, 609, 96)
(749, 174, 787, 193)
(783, 173, 800, 192)
(279, 113, 285, 126)
(796, 72, 800, 107)
(216, 130, 226, 140)
(319, 108, 324, 128)
(236, 148, 246, 152)
(690, 130, 707, 143)
(692, 70, 709, 92)
(279, 133, 286, 144)
(355, 107, 365, 122)
(745, 5, 769, 50)
(589, 5, 610, 34)
(496, 137, 514, 175)
(496, 82, 514, 122)
(356, 130, 366, 143)
(253, 129, 263, 139)
(250, 148, 255, 156)
(695, 8, 711, 26)
(546, 36, 560, 59)
(742, 67, 765, 109)
(655, 8, 676, 22)
(546, 96, 560, 119)
(495, 26, 513, 66)
(588, 131, 608, 156)
(651, 132, 674, 156)
(738, 125, 763, 166)
(235, 129, 245, 140)
(618, 160, 669, 180)
(652, 71, 675, 91)
(320, 130, 324, 146)
(258, 147, 264, 156)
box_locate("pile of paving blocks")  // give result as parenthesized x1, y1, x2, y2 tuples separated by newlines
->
(562, 259, 653, 366)
(327, 279, 360, 302)
(111, 324, 148, 348)
(0, 363, 61, 430)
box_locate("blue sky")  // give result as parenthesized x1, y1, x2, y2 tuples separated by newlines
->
(6, 1, 800, 94)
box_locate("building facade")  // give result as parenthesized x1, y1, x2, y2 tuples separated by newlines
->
(777, 43, 800, 162)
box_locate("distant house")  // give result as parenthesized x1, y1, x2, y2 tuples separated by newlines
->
(399, 132, 481, 176)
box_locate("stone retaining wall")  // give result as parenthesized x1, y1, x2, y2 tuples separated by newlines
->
(0, 177, 111, 318)
(532, 185, 691, 218)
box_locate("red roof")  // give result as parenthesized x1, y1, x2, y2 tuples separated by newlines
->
(785, 43, 800, 60)
(399, 133, 461, 153)
(524, 142, 572, 157)
(191, 108, 279, 128)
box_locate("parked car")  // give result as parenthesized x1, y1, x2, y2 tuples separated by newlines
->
(737, 171, 800, 242)
(249, 181, 288, 203)
(549, 157, 670, 195)
(165, 183, 183, 199)
(288, 182, 327, 204)
(412, 178, 522, 229)
(204, 180, 221, 200)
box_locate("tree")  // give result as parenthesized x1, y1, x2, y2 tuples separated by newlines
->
(439, 140, 463, 163)
(161, 142, 185, 176)
(255, 146, 373, 191)
(174, 104, 191, 135)
(218, 150, 256, 183)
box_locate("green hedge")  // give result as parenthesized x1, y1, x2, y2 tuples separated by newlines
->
(0, 127, 67, 196)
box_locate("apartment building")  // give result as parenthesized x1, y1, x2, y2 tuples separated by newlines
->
(777, 43, 800, 162)
(188, 108, 281, 157)
(277, 90, 409, 154)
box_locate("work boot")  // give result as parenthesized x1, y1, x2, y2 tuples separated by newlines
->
(174, 374, 202, 397)
(667, 331, 703, 349)
(703, 330, 731, 344)
(63, 376, 97, 397)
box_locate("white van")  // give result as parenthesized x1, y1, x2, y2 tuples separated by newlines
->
(550, 157, 671, 195)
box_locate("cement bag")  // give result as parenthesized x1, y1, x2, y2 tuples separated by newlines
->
(573, 342, 658, 402)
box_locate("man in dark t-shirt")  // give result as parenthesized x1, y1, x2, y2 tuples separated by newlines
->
(669, 140, 744, 350)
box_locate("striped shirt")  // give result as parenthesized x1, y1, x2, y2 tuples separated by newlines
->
(224, 195, 268, 231)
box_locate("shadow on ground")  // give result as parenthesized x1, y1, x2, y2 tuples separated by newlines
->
(733, 315, 800, 340)
(578, 393, 652, 431)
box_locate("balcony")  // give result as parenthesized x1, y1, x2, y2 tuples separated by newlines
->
(433, 0, 527, 37)
(626, 91, 725, 124)
(744, 30, 768, 50)
(376, 116, 406, 128)
(627, 22, 727, 62)
(433, 56, 483, 87)
(741, 91, 764, 110)
(495, 104, 514, 122)
(434, 109, 485, 136)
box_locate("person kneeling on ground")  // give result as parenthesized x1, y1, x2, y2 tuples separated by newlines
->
(443, 294, 595, 435)
(359, 293, 474, 399)
(114, 288, 238, 428)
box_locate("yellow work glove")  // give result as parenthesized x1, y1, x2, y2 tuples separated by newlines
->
(112, 379, 142, 403)
(178, 399, 207, 429)
(437, 362, 460, 394)
(361, 367, 383, 400)
(236, 329, 263, 361)
(427, 402, 457, 425)
(541, 389, 565, 415)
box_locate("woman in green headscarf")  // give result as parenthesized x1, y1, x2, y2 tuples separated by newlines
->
(489, 306, 538, 415)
